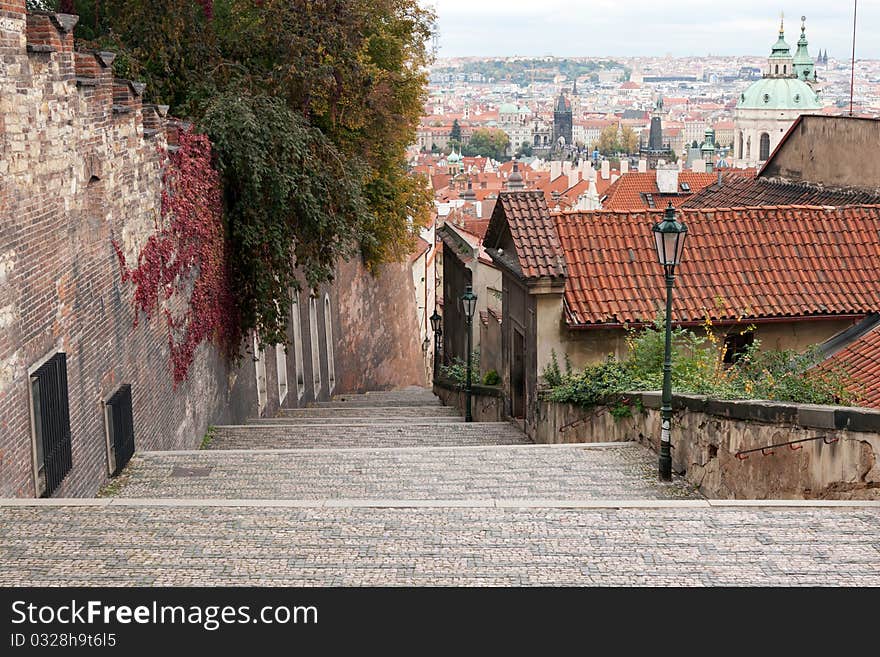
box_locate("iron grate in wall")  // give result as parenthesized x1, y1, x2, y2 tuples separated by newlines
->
(106, 384, 135, 476)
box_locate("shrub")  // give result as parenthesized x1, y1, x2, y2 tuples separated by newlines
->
(543, 313, 855, 408)
(482, 370, 501, 386)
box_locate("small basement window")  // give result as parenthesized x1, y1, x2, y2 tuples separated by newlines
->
(29, 353, 72, 497)
(723, 331, 755, 364)
(104, 384, 135, 476)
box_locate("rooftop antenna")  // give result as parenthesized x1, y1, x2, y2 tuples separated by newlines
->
(849, 0, 858, 116)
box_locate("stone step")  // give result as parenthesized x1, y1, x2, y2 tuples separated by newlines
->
(311, 399, 443, 408)
(208, 422, 527, 450)
(333, 389, 437, 402)
(109, 443, 698, 501)
(281, 405, 459, 418)
(249, 416, 465, 426)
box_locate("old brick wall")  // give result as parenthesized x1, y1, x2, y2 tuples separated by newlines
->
(0, 6, 256, 498)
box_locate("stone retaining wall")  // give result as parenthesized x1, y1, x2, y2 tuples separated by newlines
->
(532, 392, 880, 500)
(433, 379, 504, 422)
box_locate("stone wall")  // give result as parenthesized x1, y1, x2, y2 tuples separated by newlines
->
(532, 393, 880, 500)
(433, 379, 504, 422)
(333, 258, 426, 393)
(0, 6, 256, 497)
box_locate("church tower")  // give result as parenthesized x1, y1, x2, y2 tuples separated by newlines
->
(552, 91, 573, 152)
(733, 15, 821, 165)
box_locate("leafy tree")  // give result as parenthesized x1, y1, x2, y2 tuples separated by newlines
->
(619, 126, 638, 154)
(596, 125, 619, 156)
(464, 128, 509, 160)
(54, 0, 434, 352)
(516, 141, 533, 158)
(450, 119, 461, 142)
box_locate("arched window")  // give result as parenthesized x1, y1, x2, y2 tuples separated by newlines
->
(775, 64, 779, 74)
(291, 293, 305, 400)
(323, 294, 336, 394)
(783, 65, 787, 74)
(759, 133, 771, 161)
(253, 335, 267, 413)
(309, 296, 321, 397)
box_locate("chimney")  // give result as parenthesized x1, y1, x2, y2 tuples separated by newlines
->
(638, 159, 648, 173)
(601, 160, 610, 180)
(562, 161, 572, 175)
(655, 165, 679, 193)
(610, 174, 619, 184)
(567, 169, 579, 189)
(620, 159, 629, 174)
(550, 160, 562, 180)
(691, 159, 706, 173)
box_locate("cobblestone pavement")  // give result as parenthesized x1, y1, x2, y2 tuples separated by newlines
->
(2, 387, 879, 586)
(110, 444, 698, 500)
(1, 504, 878, 586)
(209, 421, 531, 450)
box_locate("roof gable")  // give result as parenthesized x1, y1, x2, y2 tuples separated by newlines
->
(484, 191, 567, 282)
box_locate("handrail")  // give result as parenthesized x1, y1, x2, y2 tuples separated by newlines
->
(735, 434, 839, 460)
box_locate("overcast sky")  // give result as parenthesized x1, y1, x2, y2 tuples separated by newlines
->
(429, 1, 875, 59)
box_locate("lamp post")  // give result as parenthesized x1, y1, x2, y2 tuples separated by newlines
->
(460, 285, 478, 422)
(430, 310, 442, 383)
(652, 203, 688, 481)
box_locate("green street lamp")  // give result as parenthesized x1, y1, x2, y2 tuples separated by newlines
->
(430, 309, 442, 383)
(460, 285, 478, 422)
(652, 203, 688, 481)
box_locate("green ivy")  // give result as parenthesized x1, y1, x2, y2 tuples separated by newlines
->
(200, 92, 368, 347)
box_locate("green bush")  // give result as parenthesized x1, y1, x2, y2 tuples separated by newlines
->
(439, 351, 480, 387)
(482, 370, 501, 386)
(543, 314, 854, 408)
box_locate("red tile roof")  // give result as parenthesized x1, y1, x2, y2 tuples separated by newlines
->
(484, 191, 567, 281)
(601, 171, 718, 210)
(554, 205, 880, 327)
(682, 174, 880, 209)
(819, 319, 880, 409)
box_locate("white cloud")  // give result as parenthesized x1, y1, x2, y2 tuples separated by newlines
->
(428, 0, 874, 58)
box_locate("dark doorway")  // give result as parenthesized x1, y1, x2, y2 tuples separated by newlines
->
(511, 328, 526, 419)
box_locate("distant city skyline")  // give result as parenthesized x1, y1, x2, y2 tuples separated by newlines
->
(429, 1, 876, 60)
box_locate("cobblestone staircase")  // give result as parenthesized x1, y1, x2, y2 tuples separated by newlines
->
(3, 386, 879, 586)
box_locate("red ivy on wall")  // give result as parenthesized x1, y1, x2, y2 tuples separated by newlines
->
(114, 128, 237, 384)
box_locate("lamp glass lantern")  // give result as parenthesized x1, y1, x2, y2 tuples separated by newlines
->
(430, 310, 442, 334)
(461, 286, 478, 319)
(652, 203, 688, 270)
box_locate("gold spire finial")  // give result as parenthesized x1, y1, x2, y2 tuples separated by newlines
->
(780, 11, 785, 34)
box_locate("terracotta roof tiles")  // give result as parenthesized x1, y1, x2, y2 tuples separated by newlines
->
(819, 321, 880, 409)
(484, 191, 567, 281)
(681, 174, 880, 209)
(602, 171, 718, 210)
(554, 206, 880, 327)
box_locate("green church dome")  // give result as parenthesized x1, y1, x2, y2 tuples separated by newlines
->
(738, 77, 820, 111)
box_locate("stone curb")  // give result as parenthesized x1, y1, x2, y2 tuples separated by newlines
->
(142, 441, 637, 456)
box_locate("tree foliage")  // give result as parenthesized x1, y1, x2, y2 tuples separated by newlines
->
(464, 127, 510, 160)
(450, 119, 461, 142)
(596, 124, 619, 155)
(50, 0, 434, 363)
